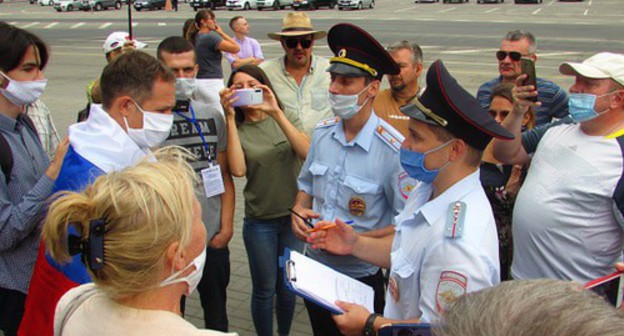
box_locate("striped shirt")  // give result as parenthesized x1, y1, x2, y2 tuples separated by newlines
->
(0, 112, 54, 293)
(477, 76, 569, 126)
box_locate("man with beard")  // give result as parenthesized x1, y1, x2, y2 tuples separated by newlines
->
(374, 41, 424, 137)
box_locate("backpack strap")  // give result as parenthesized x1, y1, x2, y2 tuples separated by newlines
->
(0, 133, 12, 185)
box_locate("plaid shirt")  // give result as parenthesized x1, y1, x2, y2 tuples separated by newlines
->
(26, 100, 60, 160)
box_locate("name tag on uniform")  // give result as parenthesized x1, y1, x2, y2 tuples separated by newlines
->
(201, 164, 225, 198)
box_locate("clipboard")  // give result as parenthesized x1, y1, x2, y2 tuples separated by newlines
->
(279, 248, 375, 315)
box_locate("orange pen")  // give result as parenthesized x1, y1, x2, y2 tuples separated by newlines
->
(306, 220, 354, 233)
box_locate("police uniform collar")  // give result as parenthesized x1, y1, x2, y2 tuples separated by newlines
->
(332, 112, 378, 152)
(417, 170, 481, 227)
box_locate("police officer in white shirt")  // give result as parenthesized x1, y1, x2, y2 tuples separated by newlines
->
(307, 60, 514, 335)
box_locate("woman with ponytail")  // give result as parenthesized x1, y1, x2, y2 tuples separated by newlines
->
(45, 148, 237, 336)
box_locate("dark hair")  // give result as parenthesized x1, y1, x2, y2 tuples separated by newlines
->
(157, 36, 195, 60)
(229, 16, 243, 30)
(182, 18, 194, 39)
(0, 21, 49, 73)
(100, 50, 175, 109)
(490, 83, 514, 105)
(226, 65, 282, 124)
(186, 10, 215, 46)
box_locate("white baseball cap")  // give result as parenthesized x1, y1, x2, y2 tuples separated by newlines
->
(103, 32, 147, 54)
(559, 52, 624, 87)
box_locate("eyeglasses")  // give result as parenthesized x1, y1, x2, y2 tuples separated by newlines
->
(496, 51, 523, 62)
(284, 38, 313, 49)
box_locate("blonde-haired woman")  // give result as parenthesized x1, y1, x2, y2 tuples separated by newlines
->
(45, 148, 237, 336)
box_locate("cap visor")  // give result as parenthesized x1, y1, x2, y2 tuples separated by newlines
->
(559, 62, 610, 79)
(400, 102, 439, 126)
(327, 63, 370, 77)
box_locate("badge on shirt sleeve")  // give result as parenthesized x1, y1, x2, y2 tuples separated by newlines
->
(398, 172, 416, 200)
(435, 271, 467, 313)
(388, 276, 400, 302)
(348, 196, 366, 217)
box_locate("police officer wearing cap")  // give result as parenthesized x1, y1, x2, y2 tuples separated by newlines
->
(307, 60, 513, 335)
(291, 23, 411, 336)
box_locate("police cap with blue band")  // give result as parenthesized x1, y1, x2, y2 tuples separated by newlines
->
(400, 60, 514, 151)
(326, 23, 400, 80)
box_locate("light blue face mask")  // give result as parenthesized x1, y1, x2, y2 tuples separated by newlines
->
(399, 140, 454, 184)
(328, 84, 371, 120)
(568, 92, 614, 123)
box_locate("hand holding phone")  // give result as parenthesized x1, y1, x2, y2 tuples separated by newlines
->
(520, 57, 538, 102)
(584, 270, 624, 308)
(231, 88, 263, 107)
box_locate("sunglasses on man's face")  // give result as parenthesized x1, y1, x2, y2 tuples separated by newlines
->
(496, 51, 523, 62)
(284, 38, 313, 49)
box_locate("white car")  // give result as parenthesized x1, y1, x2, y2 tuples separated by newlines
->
(226, 0, 256, 9)
(54, 0, 81, 10)
(38, 0, 55, 5)
(256, 0, 292, 10)
(337, 0, 373, 9)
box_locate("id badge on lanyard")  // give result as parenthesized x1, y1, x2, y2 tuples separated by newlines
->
(175, 104, 225, 198)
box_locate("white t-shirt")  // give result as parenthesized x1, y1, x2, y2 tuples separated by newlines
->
(55, 284, 238, 336)
(513, 123, 624, 282)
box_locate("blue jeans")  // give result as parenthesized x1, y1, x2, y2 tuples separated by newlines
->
(243, 216, 303, 336)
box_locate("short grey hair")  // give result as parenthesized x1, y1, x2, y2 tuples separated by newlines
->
(435, 279, 624, 336)
(387, 40, 423, 64)
(504, 30, 537, 54)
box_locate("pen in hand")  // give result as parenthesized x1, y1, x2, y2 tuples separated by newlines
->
(288, 208, 314, 230)
(307, 220, 354, 233)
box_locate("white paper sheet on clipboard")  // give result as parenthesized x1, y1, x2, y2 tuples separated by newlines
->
(283, 249, 374, 314)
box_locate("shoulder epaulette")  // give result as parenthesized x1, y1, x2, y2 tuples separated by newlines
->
(444, 201, 466, 239)
(375, 124, 403, 152)
(315, 116, 340, 129)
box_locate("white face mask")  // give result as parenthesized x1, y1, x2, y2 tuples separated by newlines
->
(160, 248, 206, 296)
(328, 84, 371, 120)
(175, 78, 196, 101)
(0, 71, 47, 108)
(124, 101, 174, 149)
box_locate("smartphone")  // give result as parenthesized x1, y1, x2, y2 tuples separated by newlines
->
(231, 88, 263, 107)
(584, 270, 624, 308)
(377, 323, 433, 336)
(520, 57, 538, 102)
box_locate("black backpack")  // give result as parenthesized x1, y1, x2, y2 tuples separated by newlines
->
(0, 115, 38, 185)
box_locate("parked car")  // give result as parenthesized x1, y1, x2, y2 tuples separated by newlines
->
(226, 0, 256, 9)
(337, 0, 374, 10)
(478, 0, 502, 3)
(190, 0, 226, 10)
(80, 0, 122, 10)
(54, 0, 81, 11)
(292, 0, 336, 10)
(38, 0, 55, 5)
(514, 0, 541, 3)
(256, 0, 292, 10)
(134, 0, 165, 10)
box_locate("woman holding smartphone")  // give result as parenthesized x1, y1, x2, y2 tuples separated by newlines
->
(220, 65, 309, 336)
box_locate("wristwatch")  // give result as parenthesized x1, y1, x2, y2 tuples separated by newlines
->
(363, 313, 380, 336)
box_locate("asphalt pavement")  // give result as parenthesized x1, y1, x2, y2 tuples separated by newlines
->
(0, 0, 622, 334)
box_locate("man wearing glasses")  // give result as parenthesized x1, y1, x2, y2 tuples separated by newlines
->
(477, 30, 569, 126)
(260, 12, 332, 135)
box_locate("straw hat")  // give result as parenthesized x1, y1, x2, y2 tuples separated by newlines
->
(267, 12, 327, 40)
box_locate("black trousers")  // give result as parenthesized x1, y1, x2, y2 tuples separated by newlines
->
(304, 269, 385, 336)
(0, 287, 26, 336)
(197, 246, 231, 332)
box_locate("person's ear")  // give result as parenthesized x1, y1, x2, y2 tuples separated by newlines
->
(368, 80, 380, 97)
(448, 139, 466, 162)
(166, 241, 186, 272)
(115, 96, 135, 118)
